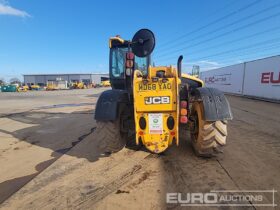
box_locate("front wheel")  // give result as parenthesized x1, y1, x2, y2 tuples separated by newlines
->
(190, 102, 228, 157)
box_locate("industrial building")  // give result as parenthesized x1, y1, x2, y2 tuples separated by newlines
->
(23, 73, 109, 86)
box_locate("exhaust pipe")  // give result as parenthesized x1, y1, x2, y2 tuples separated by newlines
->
(177, 55, 183, 78)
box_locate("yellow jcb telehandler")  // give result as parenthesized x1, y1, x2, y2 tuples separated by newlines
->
(94, 29, 232, 157)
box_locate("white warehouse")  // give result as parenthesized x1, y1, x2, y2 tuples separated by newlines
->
(23, 73, 109, 86)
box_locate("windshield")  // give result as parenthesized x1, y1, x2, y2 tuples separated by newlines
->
(110, 47, 149, 78)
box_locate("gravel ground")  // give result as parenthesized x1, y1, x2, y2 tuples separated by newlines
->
(0, 90, 279, 210)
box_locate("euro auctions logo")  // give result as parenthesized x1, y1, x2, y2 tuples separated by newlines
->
(166, 190, 277, 207)
(204, 73, 231, 85)
(261, 72, 280, 84)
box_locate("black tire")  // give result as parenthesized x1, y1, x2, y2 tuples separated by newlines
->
(190, 102, 228, 157)
(95, 121, 127, 153)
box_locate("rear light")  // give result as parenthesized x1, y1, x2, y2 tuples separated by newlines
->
(126, 52, 135, 60)
(180, 108, 188, 116)
(180, 101, 187, 108)
(138, 131, 144, 135)
(126, 60, 134, 68)
(167, 116, 175, 130)
(170, 131, 175, 136)
(126, 52, 134, 68)
(180, 116, 188, 124)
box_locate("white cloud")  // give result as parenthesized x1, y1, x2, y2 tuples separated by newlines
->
(0, 2, 30, 18)
(198, 60, 220, 66)
(182, 60, 222, 73)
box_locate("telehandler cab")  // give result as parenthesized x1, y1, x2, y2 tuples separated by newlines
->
(95, 29, 232, 156)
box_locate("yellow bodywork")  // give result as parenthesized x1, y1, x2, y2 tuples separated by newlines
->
(31, 85, 40, 90)
(182, 73, 204, 86)
(108, 34, 205, 154)
(133, 67, 204, 153)
(71, 82, 86, 89)
(17, 85, 29, 92)
(46, 81, 58, 90)
(46, 80, 68, 90)
(133, 66, 181, 153)
(109, 36, 125, 48)
(101, 80, 111, 87)
(46, 83, 55, 90)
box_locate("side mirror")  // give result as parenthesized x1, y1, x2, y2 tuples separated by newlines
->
(131, 29, 155, 58)
(177, 55, 183, 78)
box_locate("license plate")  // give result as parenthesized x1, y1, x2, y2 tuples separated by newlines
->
(148, 113, 163, 134)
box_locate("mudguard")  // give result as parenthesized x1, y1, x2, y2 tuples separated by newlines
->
(95, 89, 129, 121)
(192, 87, 233, 121)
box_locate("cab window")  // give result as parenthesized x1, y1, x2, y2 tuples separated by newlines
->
(110, 47, 149, 78)
(111, 47, 126, 78)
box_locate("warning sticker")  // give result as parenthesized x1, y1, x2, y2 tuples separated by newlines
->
(148, 113, 163, 134)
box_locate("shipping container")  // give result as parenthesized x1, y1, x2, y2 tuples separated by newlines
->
(1, 85, 17, 92)
(243, 56, 280, 100)
(199, 55, 280, 101)
(199, 63, 244, 94)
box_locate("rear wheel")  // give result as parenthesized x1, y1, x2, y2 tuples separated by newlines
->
(95, 120, 127, 153)
(190, 102, 228, 157)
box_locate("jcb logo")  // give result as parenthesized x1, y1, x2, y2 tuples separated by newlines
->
(145, 96, 170, 105)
